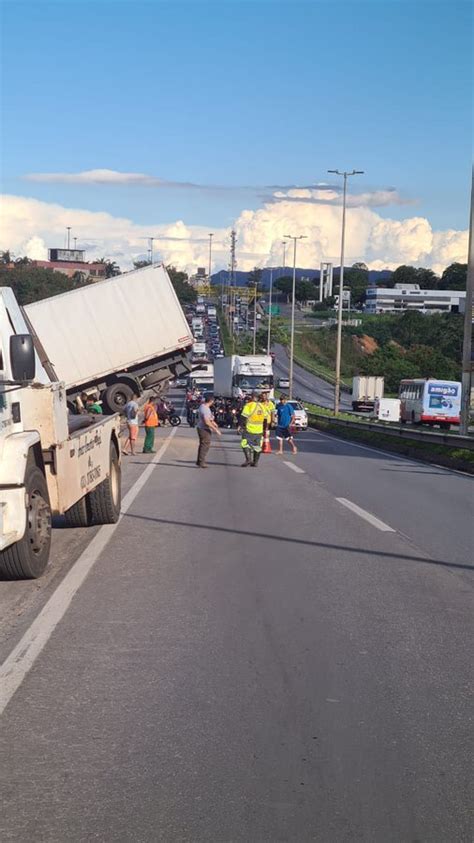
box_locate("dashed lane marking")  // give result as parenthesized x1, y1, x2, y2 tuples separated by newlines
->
(0, 429, 177, 717)
(284, 461, 306, 474)
(336, 497, 395, 532)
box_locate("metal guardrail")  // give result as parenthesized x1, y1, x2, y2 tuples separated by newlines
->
(308, 413, 474, 451)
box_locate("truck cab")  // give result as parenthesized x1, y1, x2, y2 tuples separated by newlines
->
(0, 288, 122, 579)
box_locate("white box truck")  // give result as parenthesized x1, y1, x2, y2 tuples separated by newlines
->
(352, 375, 384, 412)
(187, 364, 214, 392)
(0, 288, 122, 579)
(23, 264, 193, 414)
(214, 355, 274, 399)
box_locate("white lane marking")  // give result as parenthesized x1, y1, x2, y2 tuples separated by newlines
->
(336, 497, 395, 532)
(284, 461, 305, 474)
(0, 429, 177, 717)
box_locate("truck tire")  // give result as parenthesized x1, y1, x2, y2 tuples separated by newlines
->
(0, 464, 52, 579)
(103, 383, 134, 414)
(64, 495, 91, 528)
(87, 441, 121, 525)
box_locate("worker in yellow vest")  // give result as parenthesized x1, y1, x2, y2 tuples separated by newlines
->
(240, 391, 272, 468)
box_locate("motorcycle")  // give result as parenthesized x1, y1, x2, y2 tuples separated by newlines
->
(159, 402, 182, 427)
(187, 404, 199, 427)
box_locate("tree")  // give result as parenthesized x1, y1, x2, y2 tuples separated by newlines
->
(274, 275, 293, 302)
(438, 263, 467, 291)
(1, 250, 11, 264)
(0, 265, 85, 305)
(359, 345, 418, 392)
(166, 265, 197, 304)
(390, 265, 419, 287)
(414, 268, 438, 289)
(133, 259, 152, 269)
(295, 279, 316, 303)
(97, 258, 121, 277)
(344, 263, 370, 306)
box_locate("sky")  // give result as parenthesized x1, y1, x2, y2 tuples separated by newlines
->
(0, 0, 472, 274)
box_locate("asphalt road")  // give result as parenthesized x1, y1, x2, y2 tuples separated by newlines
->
(0, 417, 473, 842)
(272, 343, 353, 411)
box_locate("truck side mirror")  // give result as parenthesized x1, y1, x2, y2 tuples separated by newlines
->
(10, 334, 36, 382)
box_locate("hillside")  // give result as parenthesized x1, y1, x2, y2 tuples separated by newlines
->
(211, 267, 392, 290)
(292, 311, 463, 392)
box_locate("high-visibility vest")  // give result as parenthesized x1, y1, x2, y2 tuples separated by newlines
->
(144, 405, 158, 427)
(242, 401, 269, 434)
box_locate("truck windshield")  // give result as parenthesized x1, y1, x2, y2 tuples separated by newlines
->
(236, 375, 274, 389)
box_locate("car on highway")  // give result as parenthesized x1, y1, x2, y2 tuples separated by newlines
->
(174, 376, 188, 388)
(287, 400, 308, 430)
(278, 377, 290, 389)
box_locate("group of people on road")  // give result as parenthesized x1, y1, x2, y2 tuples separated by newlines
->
(116, 387, 297, 467)
(195, 391, 297, 469)
(121, 394, 175, 456)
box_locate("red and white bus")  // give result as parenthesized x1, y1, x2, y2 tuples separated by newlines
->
(399, 379, 461, 429)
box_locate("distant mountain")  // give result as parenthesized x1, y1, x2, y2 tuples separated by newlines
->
(210, 267, 393, 290)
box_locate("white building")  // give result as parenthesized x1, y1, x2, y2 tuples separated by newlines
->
(365, 284, 465, 314)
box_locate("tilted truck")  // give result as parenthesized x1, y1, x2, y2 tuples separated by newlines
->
(214, 355, 274, 399)
(352, 375, 384, 412)
(0, 288, 122, 579)
(23, 264, 193, 414)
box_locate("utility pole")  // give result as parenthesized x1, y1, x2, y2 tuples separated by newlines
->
(66, 227, 71, 249)
(328, 168, 364, 413)
(149, 237, 154, 265)
(267, 267, 273, 353)
(230, 229, 237, 288)
(460, 169, 474, 435)
(284, 234, 307, 399)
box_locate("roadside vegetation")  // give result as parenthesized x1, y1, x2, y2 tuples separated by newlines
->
(281, 310, 463, 393)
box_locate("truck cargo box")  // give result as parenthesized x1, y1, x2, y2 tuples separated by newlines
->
(24, 265, 193, 393)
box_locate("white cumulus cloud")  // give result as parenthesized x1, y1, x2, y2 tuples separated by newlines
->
(0, 193, 468, 278)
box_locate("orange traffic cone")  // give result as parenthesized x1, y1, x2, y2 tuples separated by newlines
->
(262, 430, 272, 454)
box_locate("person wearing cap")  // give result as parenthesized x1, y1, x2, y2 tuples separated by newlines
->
(239, 390, 272, 468)
(261, 390, 276, 430)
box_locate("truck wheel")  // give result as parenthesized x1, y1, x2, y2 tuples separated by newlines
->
(0, 465, 52, 579)
(87, 442, 121, 525)
(103, 383, 133, 414)
(64, 495, 91, 528)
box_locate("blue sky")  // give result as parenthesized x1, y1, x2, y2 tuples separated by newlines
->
(1, 0, 471, 271)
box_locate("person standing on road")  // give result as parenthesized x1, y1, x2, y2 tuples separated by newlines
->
(240, 391, 271, 468)
(196, 395, 221, 468)
(275, 394, 297, 455)
(262, 392, 276, 448)
(122, 393, 139, 456)
(142, 396, 159, 454)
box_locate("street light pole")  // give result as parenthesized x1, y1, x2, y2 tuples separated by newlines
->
(208, 233, 213, 291)
(267, 267, 273, 353)
(284, 234, 307, 399)
(328, 168, 364, 413)
(253, 284, 258, 354)
(460, 169, 473, 435)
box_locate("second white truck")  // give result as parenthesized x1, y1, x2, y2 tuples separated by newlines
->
(214, 355, 274, 399)
(352, 375, 384, 412)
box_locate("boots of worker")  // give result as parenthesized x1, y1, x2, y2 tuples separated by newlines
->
(241, 448, 252, 467)
(251, 450, 261, 468)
